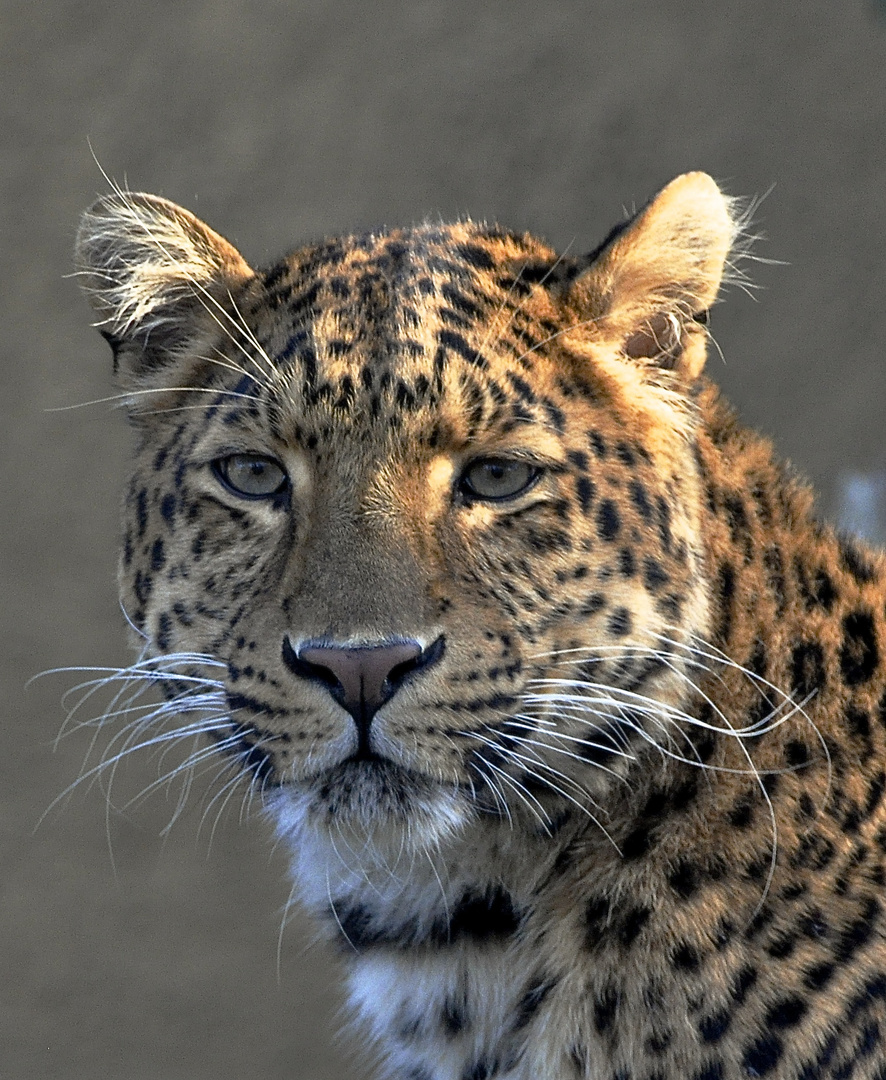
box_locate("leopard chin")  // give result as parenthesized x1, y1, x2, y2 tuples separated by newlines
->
(272, 758, 473, 860)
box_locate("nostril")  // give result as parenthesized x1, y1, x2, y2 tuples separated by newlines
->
(280, 638, 341, 689)
(387, 634, 446, 692)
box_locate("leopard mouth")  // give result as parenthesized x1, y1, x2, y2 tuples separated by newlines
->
(293, 756, 471, 849)
(309, 757, 434, 816)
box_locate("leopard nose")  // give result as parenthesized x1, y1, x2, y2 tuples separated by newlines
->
(282, 636, 445, 734)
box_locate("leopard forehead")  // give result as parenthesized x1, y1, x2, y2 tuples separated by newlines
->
(234, 223, 583, 444)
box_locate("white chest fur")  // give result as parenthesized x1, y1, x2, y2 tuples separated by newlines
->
(270, 793, 582, 1079)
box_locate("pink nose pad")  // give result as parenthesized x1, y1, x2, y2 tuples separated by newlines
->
(282, 636, 445, 740)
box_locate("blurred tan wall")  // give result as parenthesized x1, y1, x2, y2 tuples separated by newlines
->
(3, 1, 885, 1077)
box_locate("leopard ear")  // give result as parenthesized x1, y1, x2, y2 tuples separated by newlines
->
(74, 192, 253, 376)
(570, 172, 737, 379)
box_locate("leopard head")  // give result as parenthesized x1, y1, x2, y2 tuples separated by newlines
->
(75, 173, 737, 857)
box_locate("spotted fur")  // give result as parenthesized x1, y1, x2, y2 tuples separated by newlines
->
(73, 174, 886, 1079)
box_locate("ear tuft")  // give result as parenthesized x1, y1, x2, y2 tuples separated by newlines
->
(571, 172, 738, 379)
(74, 191, 253, 346)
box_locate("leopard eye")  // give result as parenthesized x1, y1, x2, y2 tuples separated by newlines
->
(460, 458, 540, 501)
(212, 454, 289, 499)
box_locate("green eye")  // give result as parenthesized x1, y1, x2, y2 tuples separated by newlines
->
(460, 458, 540, 501)
(212, 454, 289, 499)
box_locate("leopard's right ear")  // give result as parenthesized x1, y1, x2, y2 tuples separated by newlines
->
(74, 192, 254, 376)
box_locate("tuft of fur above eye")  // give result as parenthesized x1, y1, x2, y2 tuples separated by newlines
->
(459, 458, 540, 501)
(212, 454, 289, 499)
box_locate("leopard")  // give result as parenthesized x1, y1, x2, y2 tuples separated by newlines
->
(72, 172, 886, 1080)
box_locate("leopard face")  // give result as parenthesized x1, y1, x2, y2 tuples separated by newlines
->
(76, 175, 729, 859)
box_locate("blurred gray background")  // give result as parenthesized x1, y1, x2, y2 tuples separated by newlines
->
(4, 1, 886, 1077)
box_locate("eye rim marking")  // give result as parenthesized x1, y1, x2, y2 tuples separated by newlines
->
(458, 457, 542, 503)
(211, 453, 291, 500)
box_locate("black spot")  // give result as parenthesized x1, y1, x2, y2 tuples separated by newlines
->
(622, 826, 653, 860)
(543, 398, 566, 434)
(672, 943, 701, 971)
(575, 476, 595, 515)
(790, 640, 826, 698)
(629, 480, 653, 521)
(569, 1044, 589, 1075)
(797, 1035, 839, 1079)
(865, 771, 886, 817)
(441, 994, 468, 1036)
(444, 887, 522, 943)
(742, 1034, 783, 1075)
(785, 740, 810, 768)
(441, 283, 483, 322)
(834, 897, 878, 962)
(438, 329, 487, 369)
(765, 930, 797, 959)
(579, 593, 606, 618)
(619, 905, 651, 947)
(593, 984, 620, 1033)
(461, 1057, 497, 1080)
(333, 903, 381, 948)
(847, 973, 886, 1022)
(512, 977, 556, 1030)
(668, 860, 699, 899)
(670, 778, 699, 811)
(839, 536, 877, 583)
(656, 496, 673, 553)
(578, 728, 619, 765)
(762, 546, 787, 615)
(585, 896, 611, 946)
(407, 1068, 433, 1080)
(715, 561, 736, 644)
(135, 488, 148, 538)
(506, 372, 537, 403)
(641, 788, 668, 817)
(642, 557, 669, 593)
(618, 548, 636, 578)
(596, 499, 621, 542)
(226, 691, 282, 719)
(607, 607, 632, 637)
(811, 569, 837, 610)
(133, 569, 151, 606)
(588, 431, 607, 458)
(724, 495, 752, 561)
(645, 1031, 672, 1055)
(765, 996, 807, 1029)
(840, 610, 879, 686)
(847, 705, 874, 761)
(615, 441, 636, 466)
(692, 1066, 723, 1080)
(804, 961, 835, 990)
(727, 798, 754, 829)
(699, 1009, 731, 1043)
(155, 611, 172, 650)
(150, 537, 166, 572)
(160, 493, 176, 523)
(731, 965, 758, 1005)
(796, 559, 838, 611)
(455, 243, 495, 270)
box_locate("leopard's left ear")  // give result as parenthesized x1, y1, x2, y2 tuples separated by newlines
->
(569, 172, 737, 379)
